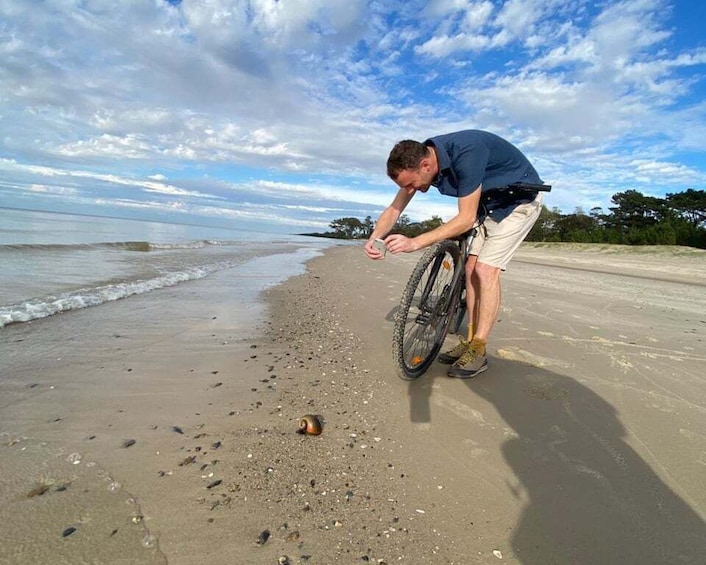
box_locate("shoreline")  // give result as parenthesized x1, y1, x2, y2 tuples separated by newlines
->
(1, 244, 705, 564)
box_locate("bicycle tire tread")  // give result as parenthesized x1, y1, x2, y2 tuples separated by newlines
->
(392, 240, 460, 380)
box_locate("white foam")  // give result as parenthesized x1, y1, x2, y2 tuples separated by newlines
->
(0, 264, 223, 327)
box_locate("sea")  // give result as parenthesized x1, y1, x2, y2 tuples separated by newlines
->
(0, 207, 342, 329)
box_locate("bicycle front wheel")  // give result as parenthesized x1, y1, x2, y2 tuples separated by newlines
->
(392, 240, 461, 380)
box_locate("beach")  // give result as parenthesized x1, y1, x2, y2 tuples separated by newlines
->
(1, 242, 705, 564)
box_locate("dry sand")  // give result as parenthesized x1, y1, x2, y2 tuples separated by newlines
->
(1, 242, 705, 564)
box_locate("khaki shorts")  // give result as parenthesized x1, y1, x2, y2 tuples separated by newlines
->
(469, 193, 544, 269)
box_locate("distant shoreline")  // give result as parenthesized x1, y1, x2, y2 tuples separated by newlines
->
(297, 231, 352, 239)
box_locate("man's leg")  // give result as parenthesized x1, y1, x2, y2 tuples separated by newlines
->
(444, 260, 495, 378)
(464, 254, 479, 341)
(447, 195, 544, 378)
(462, 255, 501, 345)
(469, 261, 502, 350)
(437, 256, 479, 364)
(438, 255, 494, 366)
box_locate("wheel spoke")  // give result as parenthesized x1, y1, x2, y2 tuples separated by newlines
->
(399, 249, 455, 369)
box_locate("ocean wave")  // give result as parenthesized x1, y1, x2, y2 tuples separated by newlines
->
(0, 263, 227, 328)
(0, 240, 235, 253)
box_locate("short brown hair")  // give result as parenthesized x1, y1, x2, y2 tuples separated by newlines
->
(386, 140, 427, 180)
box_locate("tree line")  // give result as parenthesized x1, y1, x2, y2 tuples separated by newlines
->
(528, 188, 705, 247)
(308, 188, 705, 249)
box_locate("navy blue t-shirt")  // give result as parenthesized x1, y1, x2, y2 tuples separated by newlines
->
(425, 130, 542, 198)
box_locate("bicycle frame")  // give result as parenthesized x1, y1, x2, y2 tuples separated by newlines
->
(413, 226, 477, 332)
(443, 226, 477, 334)
(444, 225, 476, 326)
(415, 252, 457, 326)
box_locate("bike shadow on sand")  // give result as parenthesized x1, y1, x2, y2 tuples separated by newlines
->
(406, 356, 706, 565)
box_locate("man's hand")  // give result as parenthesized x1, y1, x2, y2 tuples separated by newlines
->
(364, 239, 386, 260)
(384, 234, 420, 254)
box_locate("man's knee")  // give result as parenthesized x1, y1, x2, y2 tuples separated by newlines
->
(473, 261, 501, 284)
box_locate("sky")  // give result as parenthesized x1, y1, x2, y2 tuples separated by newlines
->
(1, 0, 705, 233)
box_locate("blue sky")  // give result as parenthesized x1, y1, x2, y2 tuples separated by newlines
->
(1, 0, 705, 233)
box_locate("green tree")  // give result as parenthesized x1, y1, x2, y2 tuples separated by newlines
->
(607, 190, 671, 243)
(590, 206, 609, 228)
(329, 217, 365, 238)
(555, 210, 599, 242)
(419, 215, 444, 233)
(609, 190, 668, 229)
(399, 215, 445, 237)
(397, 214, 412, 230)
(526, 205, 561, 241)
(666, 189, 706, 228)
(362, 215, 375, 238)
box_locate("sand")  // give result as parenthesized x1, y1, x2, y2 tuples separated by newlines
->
(1, 243, 705, 564)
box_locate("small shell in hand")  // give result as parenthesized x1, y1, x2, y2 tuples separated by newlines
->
(297, 414, 322, 435)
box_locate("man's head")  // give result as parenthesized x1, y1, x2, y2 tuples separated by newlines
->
(387, 140, 437, 194)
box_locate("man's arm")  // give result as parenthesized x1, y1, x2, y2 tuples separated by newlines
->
(370, 187, 415, 239)
(384, 187, 481, 254)
(364, 187, 415, 259)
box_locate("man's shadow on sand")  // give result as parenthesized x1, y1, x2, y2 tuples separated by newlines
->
(406, 356, 706, 564)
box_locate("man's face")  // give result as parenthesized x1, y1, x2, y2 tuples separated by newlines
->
(394, 166, 433, 196)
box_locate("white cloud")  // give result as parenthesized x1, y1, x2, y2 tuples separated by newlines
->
(416, 0, 578, 58)
(57, 134, 154, 159)
(494, 0, 543, 38)
(628, 159, 703, 184)
(25, 184, 78, 195)
(416, 31, 508, 57)
(182, 0, 367, 58)
(0, 0, 704, 232)
(0, 159, 216, 199)
(463, 1, 495, 30)
(424, 0, 472, 18)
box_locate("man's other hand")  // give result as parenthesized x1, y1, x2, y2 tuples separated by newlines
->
(384, 234, 419, 254)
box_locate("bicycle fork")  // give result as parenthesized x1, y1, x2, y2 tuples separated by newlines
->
(414, 253, 454, 326)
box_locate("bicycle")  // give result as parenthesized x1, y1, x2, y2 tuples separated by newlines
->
(391, 182, 552, 380)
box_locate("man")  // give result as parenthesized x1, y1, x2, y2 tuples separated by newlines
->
(364, 130, 547, 378)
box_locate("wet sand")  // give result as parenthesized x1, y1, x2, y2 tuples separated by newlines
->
(1, 243, 705, 564)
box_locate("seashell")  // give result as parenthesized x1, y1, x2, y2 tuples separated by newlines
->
(297, 414, 322, 436)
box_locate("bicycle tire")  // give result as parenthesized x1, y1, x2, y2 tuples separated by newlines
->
(392, 240, 461, 380)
